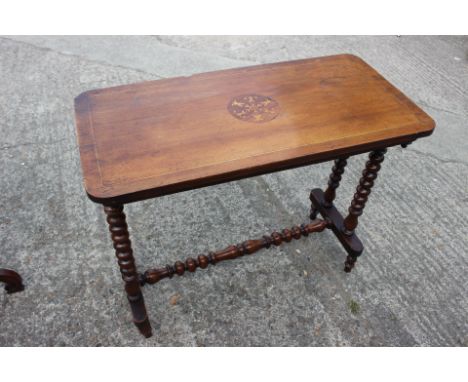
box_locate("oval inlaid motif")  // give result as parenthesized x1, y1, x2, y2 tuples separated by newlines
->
(227, 94, 280, 123)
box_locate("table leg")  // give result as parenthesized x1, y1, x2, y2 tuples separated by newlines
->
(343, 149, 387, 271)
(104, 205, 152, 338)
(0, 268, 24, 294)
(310, 157, 348, 219)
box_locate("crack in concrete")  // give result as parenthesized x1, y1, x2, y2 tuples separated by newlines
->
(398, 43, 468, 98)
(152, 35, 258, 64)
(418, 100, 467, 118)
(406, 147, 468, 167)
(151, 36, 260, 65)
(1, 138, 68, 150)
(0, 36, 167, 79)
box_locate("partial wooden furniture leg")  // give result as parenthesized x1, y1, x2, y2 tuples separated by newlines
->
(323, 157, 349, 207)
(104, 205, 152, 338)
(343, 149, 387, 272)
(0, 268, 24, 294)
(310, 157, 348, 219)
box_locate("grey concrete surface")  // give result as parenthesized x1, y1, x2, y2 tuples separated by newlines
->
(0, 36, 467, 346)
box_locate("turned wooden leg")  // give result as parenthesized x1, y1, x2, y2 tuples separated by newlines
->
(323, 157, 349, 207)
(104, 205, 152, 338)
(343, 149, 386, 272)
(0, 268, 24, 294)
(310, 157, 348, 219)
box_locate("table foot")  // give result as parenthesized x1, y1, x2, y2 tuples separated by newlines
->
(0, 268, 24, 294)
(140, 219, 330, 285)
(104, 205, 152, 338)
(309, 188, 363, 270)
(128, 294, 153, 338)
(344, 255, 358, 272)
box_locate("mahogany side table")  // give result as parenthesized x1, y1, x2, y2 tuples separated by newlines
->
(74, 54, 435, 338)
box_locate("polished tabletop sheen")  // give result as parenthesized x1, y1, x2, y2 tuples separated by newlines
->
(74, 54, 435, 203)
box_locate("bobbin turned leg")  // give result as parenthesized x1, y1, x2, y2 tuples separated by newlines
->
(310, 157, 348, 219)
(104, 205, 152, 338)
(343, 149, 387, 272)
(323, 157, 349, 207)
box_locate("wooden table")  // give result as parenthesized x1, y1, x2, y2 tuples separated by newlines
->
(74, 54, 435, 338)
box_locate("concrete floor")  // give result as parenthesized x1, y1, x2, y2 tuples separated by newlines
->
(0, 36, 467, 346)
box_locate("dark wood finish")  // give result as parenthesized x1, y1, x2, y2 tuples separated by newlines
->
(103, 205, 152, 338)
(343, 149, 387, 236)
(0, 268, 24, 294)
(309, 188, 364, 260)
(323, 157, 349, 207)
(74, 54, 435, 204)
(310, 157, 349, 219)
(140, 219, 330, 285)
(344, 255, 358, 273)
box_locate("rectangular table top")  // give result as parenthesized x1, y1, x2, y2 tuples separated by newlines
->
(74, 54, 435, 204)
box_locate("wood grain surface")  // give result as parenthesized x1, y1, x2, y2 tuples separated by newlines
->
(74, 54, 435, 204)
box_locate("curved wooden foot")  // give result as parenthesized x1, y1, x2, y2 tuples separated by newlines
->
(0, 268, 24, 294)
(104, 205, 152, 338)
